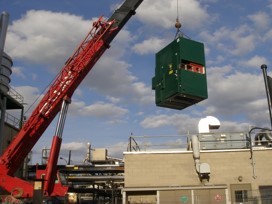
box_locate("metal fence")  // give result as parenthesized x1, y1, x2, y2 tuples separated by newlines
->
(4, 111, 21, 128)
(127, 134, 189, 152)
(7, 86, 24, 104)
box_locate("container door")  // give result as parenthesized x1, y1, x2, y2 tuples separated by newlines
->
(194, 189, 226, 204)
(159, 190, 192, 204)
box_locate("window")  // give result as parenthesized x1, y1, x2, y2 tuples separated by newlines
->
(231, 184, 251, 203)
(180, 60, 205, 74)
(235, 190, 248, 202)
(259, 186, 272, 204)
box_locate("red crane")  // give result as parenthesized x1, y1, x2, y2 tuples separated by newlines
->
(0, 0, 143, 201)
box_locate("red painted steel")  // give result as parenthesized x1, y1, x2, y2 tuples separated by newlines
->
(0, 0, 143, 199)
(0, 17, 114, 198)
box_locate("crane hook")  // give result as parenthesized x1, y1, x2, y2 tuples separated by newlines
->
(175, 17, 182, 30)
(174, 0, 183, 38)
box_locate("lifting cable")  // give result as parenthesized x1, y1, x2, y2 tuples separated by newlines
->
(174, 0, 190, 39)
(175, 0, 182, 38)
(175, 0, 182, 37)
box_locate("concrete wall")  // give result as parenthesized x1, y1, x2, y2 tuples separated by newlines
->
(125, 151, 197, 187)
(125, 149, 272, 187)
(124, 148, 272, 203)
(2, 122, 19, 150)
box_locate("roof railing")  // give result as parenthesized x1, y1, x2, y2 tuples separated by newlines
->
(4, 111, 21, 129)
(7, 86, 24, 104)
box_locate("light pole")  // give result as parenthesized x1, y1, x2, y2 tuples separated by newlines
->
(59, 156, 68, 164)
(261, 64, 272, 129)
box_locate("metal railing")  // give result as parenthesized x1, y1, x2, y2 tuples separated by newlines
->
(4, 111, 21, 128)
(127, 133, 257, 152)
(127, 135, 189, 152)
(7, 86, 24, 104)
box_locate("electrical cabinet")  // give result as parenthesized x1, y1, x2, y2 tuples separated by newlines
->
(152, 37, 208, 110)
(199, 132, 249, 150)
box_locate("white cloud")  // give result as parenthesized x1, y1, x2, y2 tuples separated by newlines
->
(108, 28, 136, 59)
(137, 0, 210, 30)
(106, 96, 121, 104)
(61, 142, 86, 151)
(7, 9, 153, 109)
(6, 10, 91, 66)
(70, 100, 128, 121)
(85, 55, 153, 106)
(199, 27, 230, 44)
(11, 66, 26, 79)
(140, 114, 199, 134)
(200, 25, 256, 56)
(231, 34, 255, 56)
(140, 113, 253, 134)
(239, 55, 269, 68)
(200, 0, 218, 2)
(140, 112, 256, 135)
(130, 82, 154, 105)
(263, 29, 272, 41)
(105, 141, 128, 158)
(203, 66, 267, 125)
(248, 11, 270, 31)
(59, 142, 89, 164)
(83, 102, 128, 118)
(12, 85, 41, 115)
(132, 37, 168, 55)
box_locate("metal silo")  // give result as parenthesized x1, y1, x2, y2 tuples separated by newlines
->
(0, 52, 12, 93)
(0, 11, 9, 155)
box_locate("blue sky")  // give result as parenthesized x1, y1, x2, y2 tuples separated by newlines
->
(2, 0, 272, 164)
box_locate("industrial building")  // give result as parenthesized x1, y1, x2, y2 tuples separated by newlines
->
(122, 127, 272, 204)
(0, 52, 25, 178)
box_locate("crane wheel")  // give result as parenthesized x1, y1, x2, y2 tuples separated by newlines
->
(11, 188, 23, 198)
(4, 195, 23, 204)
(4, 195, 13, 204)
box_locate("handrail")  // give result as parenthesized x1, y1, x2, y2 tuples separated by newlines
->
(127, 135, 189, 152)
(7, 86, 24, 104)
(4, 112, 21, 129)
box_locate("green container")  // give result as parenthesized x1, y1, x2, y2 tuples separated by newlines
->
(152, 37, 208, 110)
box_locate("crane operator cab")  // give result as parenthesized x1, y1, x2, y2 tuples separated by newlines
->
(152, 36, 208, 110)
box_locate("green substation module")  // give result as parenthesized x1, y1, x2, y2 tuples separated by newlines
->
(152, 36, 208, 110)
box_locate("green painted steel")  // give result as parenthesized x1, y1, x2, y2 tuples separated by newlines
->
(152, 36, 208, 110)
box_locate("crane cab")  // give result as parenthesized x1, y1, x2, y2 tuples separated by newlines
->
(152, 36, 208, 110)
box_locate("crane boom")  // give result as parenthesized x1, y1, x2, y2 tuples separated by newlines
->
(0, 0, 143, 197)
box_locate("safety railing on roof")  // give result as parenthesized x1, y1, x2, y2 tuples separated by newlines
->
(127, 135, 189, 152)
(4, 111, 21, 129)
(7, 86, 24, 104)
(127, 132, 257, 152)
